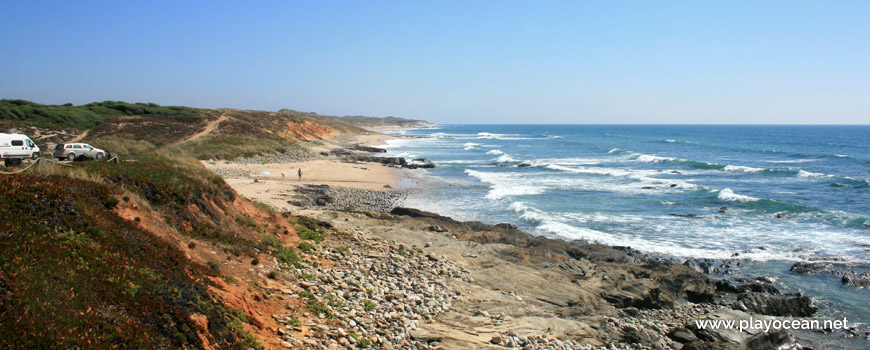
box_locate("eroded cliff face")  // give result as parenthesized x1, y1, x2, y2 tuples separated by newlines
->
(282, 120, 340, 141)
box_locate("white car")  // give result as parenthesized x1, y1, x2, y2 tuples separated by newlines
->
(0, 133, 41, 166)
(53, 143, 106, 161)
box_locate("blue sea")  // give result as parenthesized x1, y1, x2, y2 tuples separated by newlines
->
(382, 124, 870, 347)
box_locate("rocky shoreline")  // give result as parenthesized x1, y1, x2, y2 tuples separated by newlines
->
(204, 136, 867, 349)
(273, 205, 857, 349)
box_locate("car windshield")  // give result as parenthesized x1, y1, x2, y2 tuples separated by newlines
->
(55, 144, 64, 149)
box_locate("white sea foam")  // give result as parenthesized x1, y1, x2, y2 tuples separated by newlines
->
(797, 170, 832, 179)
(463, 142, 480, 151)
(537, 157, 601, 166)
(465, 169, 546, 200)
(835, 154, 849, 158)
(608, 148, 623, 154)
(666, 139, 678, 143)
(476, 132, 531, 140)
(634, 153, 677, 163)
(486, 149, 504, 155)
(717, 188, 760, 202)
(724, 165, 766, 173)
(508, 202, 546, 223)
(380, 138, 416, 148)
(546, 164, 632, 177)
(476, 132, 497, 139)
(495, 154, 516, 163)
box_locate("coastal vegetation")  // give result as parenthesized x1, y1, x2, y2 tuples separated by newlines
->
(0, 174, 257, 349)
(0, 100, 385, 348)
(0, 99, 206, 130)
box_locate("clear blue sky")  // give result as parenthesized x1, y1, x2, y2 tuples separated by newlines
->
(1, 1, 868, 124)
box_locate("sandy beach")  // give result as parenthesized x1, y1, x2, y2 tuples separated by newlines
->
(203, 132, 403, 213)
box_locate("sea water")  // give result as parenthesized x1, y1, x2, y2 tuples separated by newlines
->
(382, 124, 869, 347)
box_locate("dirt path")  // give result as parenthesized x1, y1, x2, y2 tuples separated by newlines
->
(67, 130, 89, 143)
(185, 114, 228, 141)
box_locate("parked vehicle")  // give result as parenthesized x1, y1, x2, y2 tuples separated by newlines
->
(53, 143, 106, 161)
(0, 133, 41, 166)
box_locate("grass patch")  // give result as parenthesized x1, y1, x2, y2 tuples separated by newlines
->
(255, 201, 275, 214)
(274, 247, 302, 268)
(288, 317, 302, 327)
(90, 135, 158, 157)
(297, 227, 326, 242)
(298, 291, 335, 318)
(181, 134, 289, 160)
(297, 241, 315, 253)
(262, 234, 282, 249)
(223, 275, 239, 285)
(363, 300, 377, 311)
(326, 295, 345, 308)
(334, 245, 349, 254)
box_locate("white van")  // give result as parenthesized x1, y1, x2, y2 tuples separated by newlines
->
(0, 133, 41, 166)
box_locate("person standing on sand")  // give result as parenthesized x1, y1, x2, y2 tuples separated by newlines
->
(298, 168, 302, 182)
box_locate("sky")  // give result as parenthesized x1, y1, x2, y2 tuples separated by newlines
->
(1, 1, 868, 124)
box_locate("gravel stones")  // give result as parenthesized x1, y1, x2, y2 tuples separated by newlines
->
(273, 231, 467, 349)
(289, 184, 407, 212)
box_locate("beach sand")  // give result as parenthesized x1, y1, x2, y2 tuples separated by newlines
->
(204, 159, 400, 211)
(202, 132, 402, 212)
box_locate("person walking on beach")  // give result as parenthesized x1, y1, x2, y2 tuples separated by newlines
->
(297, 168, 302, 182)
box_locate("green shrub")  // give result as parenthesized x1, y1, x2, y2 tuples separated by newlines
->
(103, 197, 120, 209)
(363, 300, 377, 311)
(297, 227, 325, 242)
(274, 247, 301, 268)
(297, 241, 315, 253)
(261, 234, 282, 249)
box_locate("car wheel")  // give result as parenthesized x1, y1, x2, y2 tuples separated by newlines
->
(67, 153, 76, 161)
(32, 152, 39, 160)
(95, 153, 104, 160)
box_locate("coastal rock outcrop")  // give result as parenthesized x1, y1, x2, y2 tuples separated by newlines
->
(731, 292, 817, 317)
(387, 207, 713, 313)
(353, 145, 387, 153)
(789, 262, 833, 275)
(841, 270, 870, 287)
(687, 309, 792, 350)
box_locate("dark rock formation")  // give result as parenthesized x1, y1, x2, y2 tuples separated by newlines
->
(688, 309, 791, 350)
(731, 292, 817, 317)
(789, 262, 833, 275)
(387, 207, 712, 312)
(841, 270, 870, 287)
(668, 327, 699, 344)
(603, 279, 673, 309)
(353, 145, 387, 153)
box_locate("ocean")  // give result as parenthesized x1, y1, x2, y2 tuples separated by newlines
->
(382, 124, 870, 347)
